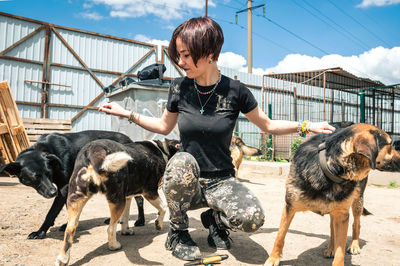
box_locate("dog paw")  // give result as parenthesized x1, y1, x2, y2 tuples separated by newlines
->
(28, 230, 46, 239)
(108, 241, 122, 250)
(134, 218, 145, 227)
(121, 228, 135, 235)
(264, 256, 280, 266)
(347, 241, 361, 255)
(155, 219, 163, 230)
(55, 254, 69, 266)
(324, 247, 335, 258)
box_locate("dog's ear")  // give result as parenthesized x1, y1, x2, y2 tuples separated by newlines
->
(0, 162, 22, 176)
(46, 154, 63, 171)
(353, 136, 378, 169)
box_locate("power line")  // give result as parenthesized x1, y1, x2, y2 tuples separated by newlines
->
(291, 0, 370, 51)
(213, 1, 379, 82)
(254, 13, 330, 55)
(212, 16, 296, 54)
(326, 0, 392, 47)
(215, 1, 330, 55)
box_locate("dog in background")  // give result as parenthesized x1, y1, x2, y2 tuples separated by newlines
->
(230, 135, 262, 177)
(55, 138, 179, 266)
(264, 123, 400, 266)
(0, 130, 145, 239)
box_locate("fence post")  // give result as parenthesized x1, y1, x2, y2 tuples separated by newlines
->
(293, 87, 297, 121)
(268, 103, 273, 160)
(360, 89, 365, 123)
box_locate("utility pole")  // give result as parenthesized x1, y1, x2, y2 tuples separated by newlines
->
(247, 0, 252, 73)
(205, 0, 208, 17)
(236, 1, 265, 74)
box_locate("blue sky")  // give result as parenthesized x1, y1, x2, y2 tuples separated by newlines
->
(1, 0, 400, 84)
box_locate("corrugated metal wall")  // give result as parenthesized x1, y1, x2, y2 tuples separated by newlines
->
(0, 14, 44, 118)
(0, 12, 159, 132)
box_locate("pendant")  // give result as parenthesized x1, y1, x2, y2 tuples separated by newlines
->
(200, 108, 204, 114)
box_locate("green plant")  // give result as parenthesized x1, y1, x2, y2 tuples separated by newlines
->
(274, 157, 288, 163)
(260, 137, 274, 161)
(290, 137, 304, 161)
(389, 181, 398, 188)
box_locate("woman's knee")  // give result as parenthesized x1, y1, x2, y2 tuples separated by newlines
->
(230, 206, 265, 233)
(163, 152, 200, 198)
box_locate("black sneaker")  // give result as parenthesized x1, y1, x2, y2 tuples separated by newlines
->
(165, 228, 201, 261)
(201, 209, 231, 250)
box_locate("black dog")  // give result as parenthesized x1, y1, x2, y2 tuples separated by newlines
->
(55, 138, 179, 266)
(0, 130, 144, 239)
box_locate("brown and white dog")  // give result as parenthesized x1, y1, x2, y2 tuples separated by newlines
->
(55, 138, 179, 266)
(230, 135, 262, 177)
(264, 123, 400, 266)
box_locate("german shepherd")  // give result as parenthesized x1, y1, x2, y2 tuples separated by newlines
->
(264, 123, 400, 266)
(55, 138, 179, 266)
(230, 135, 262, 177)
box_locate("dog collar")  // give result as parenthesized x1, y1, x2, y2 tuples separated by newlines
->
(318, 143, 345, 184)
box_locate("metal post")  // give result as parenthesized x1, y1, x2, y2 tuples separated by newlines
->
(392, 88, 395, 134)
(247, 0, 252, 73)
(41, 25, 51, 118)
(330, 89, 334, 122)
(323, 72, 326, 121)
(293, 87, 297, 121)
(360, 89, 365, 123)
(268, 103, 273, 160)
(341, 100, 345, 122)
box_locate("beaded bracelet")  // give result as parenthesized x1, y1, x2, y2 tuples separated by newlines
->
(298, 120, 310, 138)
(302, 120, 310, 134)
(128, 111, 136, 124)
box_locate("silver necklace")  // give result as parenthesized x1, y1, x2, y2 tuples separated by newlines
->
(196, 89, 216, 115)
(194, 73, 221, 115)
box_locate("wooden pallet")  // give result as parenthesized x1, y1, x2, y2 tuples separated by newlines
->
(22, 118, 72, 143)
(0, 81, 30, 164)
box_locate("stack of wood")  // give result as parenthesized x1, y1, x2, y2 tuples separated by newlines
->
(22, 118, 71, 144)
(0, 81, 30, 164)
(0, 80, 72, 165)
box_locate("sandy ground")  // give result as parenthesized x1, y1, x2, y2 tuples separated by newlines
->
(1, 168, 400, 266)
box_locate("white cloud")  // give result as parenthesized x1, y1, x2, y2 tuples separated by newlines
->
(89, 0, 214, 20)
(80, 11, 103, 20)
(217, 47, 400, 85)
(83, 2, 93, 8)
(357, 0, 400, 7)
(134, 34, 169, 60)
(217, 52, 247, 70)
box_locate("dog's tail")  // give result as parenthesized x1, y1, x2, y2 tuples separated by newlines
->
(100, 152, 132, 172)
(362, 207, 372, 216)
(87, 145, 132, 173)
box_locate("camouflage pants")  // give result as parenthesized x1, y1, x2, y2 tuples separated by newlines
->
(162, 152, 265, 232)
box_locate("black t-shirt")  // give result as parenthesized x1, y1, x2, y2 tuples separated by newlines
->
(166, 75, 258, 177)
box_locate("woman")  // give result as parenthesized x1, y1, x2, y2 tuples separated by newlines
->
(99, 17, 335, 261)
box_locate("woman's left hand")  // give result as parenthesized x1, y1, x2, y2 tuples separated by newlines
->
(307, 121, 336, 134)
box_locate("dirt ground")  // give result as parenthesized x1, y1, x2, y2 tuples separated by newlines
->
(1, 168, 400, 266)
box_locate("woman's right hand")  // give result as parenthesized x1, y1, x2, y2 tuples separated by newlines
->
(98, 102, 130, 118)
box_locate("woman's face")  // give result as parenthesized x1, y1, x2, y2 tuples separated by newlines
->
(176, 37, 210, 79)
